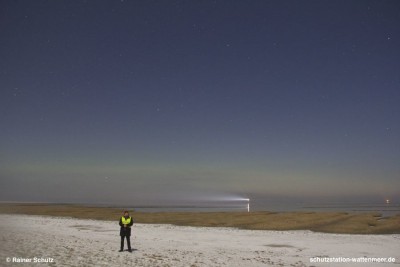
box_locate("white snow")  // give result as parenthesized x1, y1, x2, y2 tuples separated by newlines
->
(0, 214, 399, 266)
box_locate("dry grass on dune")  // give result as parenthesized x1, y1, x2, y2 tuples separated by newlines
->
(0, 203, 123, 221)
(0, 203, 399, 234)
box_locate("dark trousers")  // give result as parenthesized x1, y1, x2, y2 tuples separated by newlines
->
(121, 235, 131, 250)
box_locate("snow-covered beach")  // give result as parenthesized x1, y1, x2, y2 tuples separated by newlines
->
(0, 214, 399, 266)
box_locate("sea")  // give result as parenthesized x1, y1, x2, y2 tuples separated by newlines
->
(106, 200, 399, 217)
(3, 199, 398, 217)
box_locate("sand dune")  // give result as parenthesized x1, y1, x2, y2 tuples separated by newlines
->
(0, 214, 399, 266)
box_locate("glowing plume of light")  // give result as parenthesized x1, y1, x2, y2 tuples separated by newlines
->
(170, 192, 251, 212)
(203, 196, 250, 212)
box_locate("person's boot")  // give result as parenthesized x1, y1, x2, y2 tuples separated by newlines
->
(128, 248, 132, 252)
(119, 248, 124, 252)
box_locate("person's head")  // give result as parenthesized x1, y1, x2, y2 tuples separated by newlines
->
(123, 210, 129, 216)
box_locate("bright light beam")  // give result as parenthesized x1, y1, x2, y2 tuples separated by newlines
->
(201, 196, 250, 212)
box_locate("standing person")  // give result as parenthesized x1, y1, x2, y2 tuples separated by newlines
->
(119, 210, 134, 252)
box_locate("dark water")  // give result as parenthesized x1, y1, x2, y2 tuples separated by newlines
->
(119, 202, 400, 217)
(7, 199, 397, 216)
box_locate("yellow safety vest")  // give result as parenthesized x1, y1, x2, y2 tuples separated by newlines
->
(121, 216, 132, 225)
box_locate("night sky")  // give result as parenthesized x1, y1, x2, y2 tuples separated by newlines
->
(1, 0, 399, 205)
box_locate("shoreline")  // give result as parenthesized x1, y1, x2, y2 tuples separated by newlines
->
(0, 203, 399, 234)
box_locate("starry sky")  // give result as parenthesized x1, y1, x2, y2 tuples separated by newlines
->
(1, 0, 399, 205)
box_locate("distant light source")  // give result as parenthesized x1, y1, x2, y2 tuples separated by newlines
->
(241, 198, 250, 212)
(385, 199, 390, 204)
